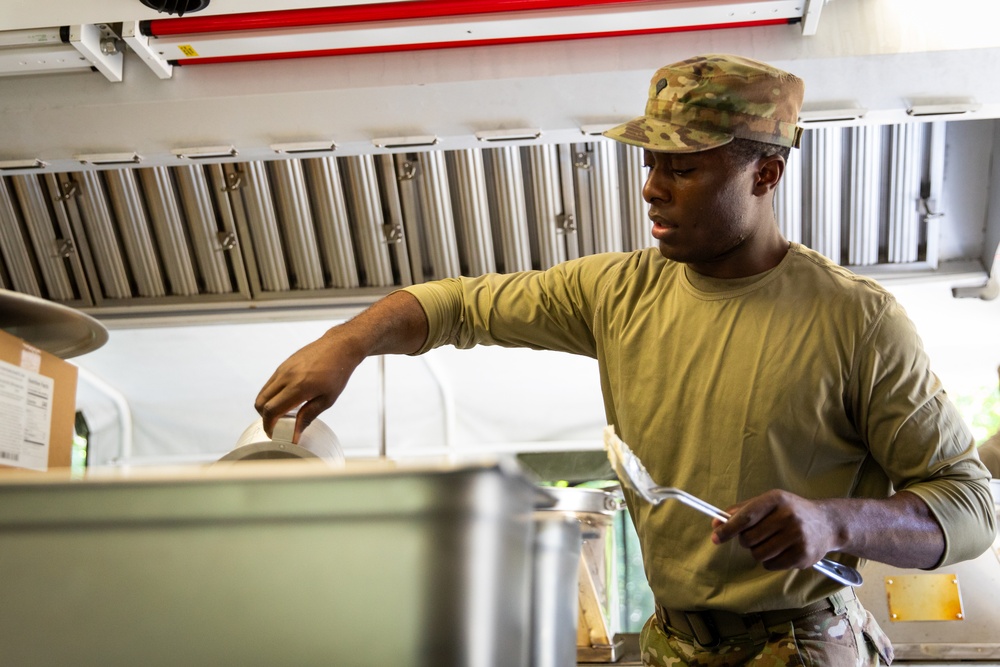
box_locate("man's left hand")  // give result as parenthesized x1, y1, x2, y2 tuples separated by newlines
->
(711, 490, 841, 571)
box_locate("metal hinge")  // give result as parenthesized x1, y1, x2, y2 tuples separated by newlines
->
(222, 171, 243, 192)
(383, 223, 403, 244)
(55, 180, 79, 201)
(557, 213, 577, 233)
(55, 238, 75, 258)
(216, 231, 238, 250)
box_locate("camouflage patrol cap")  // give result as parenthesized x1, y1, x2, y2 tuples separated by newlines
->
(603, 54, 805, 153)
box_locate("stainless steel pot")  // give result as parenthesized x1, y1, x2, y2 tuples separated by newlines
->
(535, 485, 627, 664)
(531, 513, 582, 667)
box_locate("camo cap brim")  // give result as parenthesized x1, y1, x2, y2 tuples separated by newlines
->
(604, 54, 805, 153)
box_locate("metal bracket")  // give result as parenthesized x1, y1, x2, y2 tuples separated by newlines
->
(222, 171, 243, 192)
(121, 20, 173, 80)
(67, 24, 123, 82)
(397, 160, 417, 181)
(557, 213, 577, 233)
(383, 223, 404, 244)
(919, 197, 944, 222)
(800, 0, 828, 36)
(216, 231, 238, 251)
(55, 180, 80, 201)
(574, 152, 592, 170)
(55, 238, 76, 258)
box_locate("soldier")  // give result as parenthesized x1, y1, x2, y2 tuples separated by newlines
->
(256, 54, 996, 666)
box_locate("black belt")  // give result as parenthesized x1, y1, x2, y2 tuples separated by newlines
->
(655, 589, 855, 648)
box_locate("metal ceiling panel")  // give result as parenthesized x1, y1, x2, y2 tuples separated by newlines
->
(775, 143, 802, 246)
(524, 144, 566, 270)
(302, 157, 360, 289)
(617, 143, 648, 253)
(173, 164, 236, 295)
(8, 175, 75, 301)
(341, 154, 394, 288)
(486, 146, 532, 274)
(72, 171, 133, 300)
(0, 125, 952, 321)
(102, 169, 167, 297)
(888, 123, 924, 264)
(229, 160, 290, 292)
(138, 166, 200, 296)
(586, 140, 623, 256)
(806, 126, 844, 264)
(0, 176, 41, 295)
(267, 159, 325, 290)
(846, 126, 882, 267)
(448, 149, 496, 277)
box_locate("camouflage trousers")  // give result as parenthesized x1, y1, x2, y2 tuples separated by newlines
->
(640, 593, 894, 667)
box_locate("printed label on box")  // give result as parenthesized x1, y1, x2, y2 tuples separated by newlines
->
(0, 359, 54, 471)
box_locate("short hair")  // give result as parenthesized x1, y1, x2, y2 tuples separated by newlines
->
(723, 137, 791, 166)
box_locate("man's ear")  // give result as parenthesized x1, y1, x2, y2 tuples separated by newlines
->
(753, 154, 785, 195)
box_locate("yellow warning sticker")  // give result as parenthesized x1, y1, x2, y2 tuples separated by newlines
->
(178, 45, 199, 58)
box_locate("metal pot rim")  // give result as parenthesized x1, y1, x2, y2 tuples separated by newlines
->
(535, 485, 625, 515)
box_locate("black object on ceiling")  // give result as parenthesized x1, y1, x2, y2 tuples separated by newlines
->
(139, 0, 211, 17)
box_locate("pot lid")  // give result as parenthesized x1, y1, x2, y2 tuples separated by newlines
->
(0, 290, 108, 359)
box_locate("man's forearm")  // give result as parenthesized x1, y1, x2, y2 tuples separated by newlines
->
(331, 290, 429, 359)
(822, 491, 944, 569)
(254, 290, 430, 437)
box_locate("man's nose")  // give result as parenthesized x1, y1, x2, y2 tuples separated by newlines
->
(643, 173, 670, 204)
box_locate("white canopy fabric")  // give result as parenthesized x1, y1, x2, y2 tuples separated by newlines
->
(74, 318, 606, 466)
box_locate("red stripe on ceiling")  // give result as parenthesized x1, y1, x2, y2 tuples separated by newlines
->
(170, 19, 792, 65)
(146, 0, 651, 36)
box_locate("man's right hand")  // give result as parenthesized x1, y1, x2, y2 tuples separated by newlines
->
(254, 329, 365, 442)
(253, 290, 430, 441)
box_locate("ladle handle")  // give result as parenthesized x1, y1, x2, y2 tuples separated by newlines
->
(654, 486, 864, 587)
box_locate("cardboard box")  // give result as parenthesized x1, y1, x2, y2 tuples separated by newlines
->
(0, 328, 78, 472)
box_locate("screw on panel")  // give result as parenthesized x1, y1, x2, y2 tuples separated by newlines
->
(216, 232, 237, 250)
(574, 152, 592, 170)
(383, 223, 403, 244)
(55, 239, 75, 258)
(100, 37, 121, 56)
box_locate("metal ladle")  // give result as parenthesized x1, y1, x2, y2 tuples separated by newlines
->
(603, 426, 863, 588)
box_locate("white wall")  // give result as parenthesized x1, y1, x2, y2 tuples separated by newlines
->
(988, 121, 1000, 269)
(941, 119, 996, 261)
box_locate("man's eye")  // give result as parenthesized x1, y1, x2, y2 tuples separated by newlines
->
(672, 168, 694, 176)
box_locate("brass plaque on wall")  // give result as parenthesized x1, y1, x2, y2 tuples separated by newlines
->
(885, 573, 964, 622)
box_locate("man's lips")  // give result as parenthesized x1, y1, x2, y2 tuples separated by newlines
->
(649, 214, 677, 240)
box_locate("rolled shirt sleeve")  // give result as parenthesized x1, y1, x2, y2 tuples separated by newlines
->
(852, 300, 997, 567)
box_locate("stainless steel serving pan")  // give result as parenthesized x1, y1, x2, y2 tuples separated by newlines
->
(0, 459, 541, 667)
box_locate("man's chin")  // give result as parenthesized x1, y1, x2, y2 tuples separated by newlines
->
(656, 243, 688, 262)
